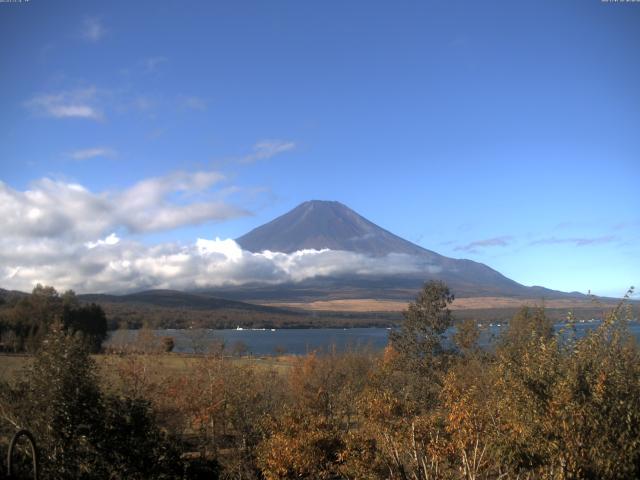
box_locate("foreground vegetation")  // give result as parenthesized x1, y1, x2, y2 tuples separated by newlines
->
(1, 282, 639, 479)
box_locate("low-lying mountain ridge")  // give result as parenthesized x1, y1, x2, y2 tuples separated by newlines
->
(78, 289, 289, 313)
(75, 289, 399, 329)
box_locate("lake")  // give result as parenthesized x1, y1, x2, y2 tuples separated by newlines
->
(106, 320, 640, 356)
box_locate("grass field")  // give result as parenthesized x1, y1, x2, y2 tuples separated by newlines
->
(0, 354, 32, 383)
(0, 353, 296, 384)
(263, 296, 623, 313)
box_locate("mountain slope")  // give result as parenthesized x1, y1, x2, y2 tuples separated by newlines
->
(235, 200, 580, 300)
(237, 200, 434, 257)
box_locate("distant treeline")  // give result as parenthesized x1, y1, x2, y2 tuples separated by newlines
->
(0, 284, 107, 353)
(2, 285, 631, 335)
(90, 300, 402, 330)
(83, 300, 634, 331)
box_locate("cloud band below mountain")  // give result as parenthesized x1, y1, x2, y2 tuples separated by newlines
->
(0, 236, 439, 294)
(0, 175, 439, 293)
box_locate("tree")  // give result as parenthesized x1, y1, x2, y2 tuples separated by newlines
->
(257, 351, 373, 480)
(94, 395, 181, 480)
(161, 336, 175, 353)
(441, 356, 493, 479)
(62, 302, 108, 353)
(391, 280, 454, 363)
(19, 321, 104, 479)
(499, 305, 553, 354)
(11, 321, 182, 479)
(340, 282, 457, 479)
(453, 318, 481, 355)
(389, 280, 454, 404)
(0, 286, 108, 353)
(231, 340, 249, 357)
(257, 408, 344, 480)
(4, 284, 63, 351)
(489, 294, 640, 478)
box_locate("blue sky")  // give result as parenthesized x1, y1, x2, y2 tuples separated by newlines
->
(0, 0, 638, 296)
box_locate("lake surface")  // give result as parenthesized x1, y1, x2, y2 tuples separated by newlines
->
(106, 321, 640, 356)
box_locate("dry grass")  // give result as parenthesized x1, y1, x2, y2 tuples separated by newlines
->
(264, 299, 409, 312)
(0, 353, 296, 384)
(262, 296, 617, 313)
(450, 296, 619, 310)
(0, 354, 33, 382)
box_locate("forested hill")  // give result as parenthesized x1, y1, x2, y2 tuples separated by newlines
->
(78, 289, 292, 313)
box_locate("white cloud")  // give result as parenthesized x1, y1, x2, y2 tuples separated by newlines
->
(0, 179, 112, 240)
(197, 237, 245, 262)
(82, 17, 106, 42)
(240, 139, 296, 164)
(0, 174, 440, 293)
(69, 147, 116, 161)
(0, 236, 435, 294)
(0, 171, 244, 242)
(26, 87, 103, 121)
(50, 105, 99, 119)
(86, 233, 120, 249)
(26, 86, 165, 121)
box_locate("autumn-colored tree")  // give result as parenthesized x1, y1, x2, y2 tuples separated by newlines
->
(231, 340, 249, 357)
(453, 318, 481, 355)
(161, 336, 175, 353)
(338, 282, 457, 480)
(489, 294, 640, 478)
(258, 407, 344, 480)
(349, 344, 452, 480)
(441, 357, 494, 480)
(257, 350, 374, 479)
(3, 280, 639, 480)
(499, 305, 554, 354)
